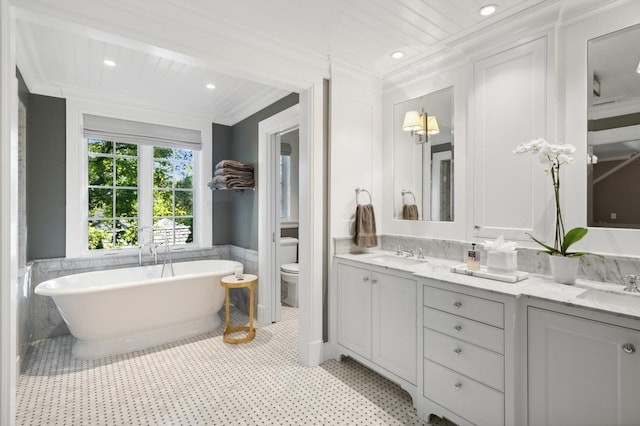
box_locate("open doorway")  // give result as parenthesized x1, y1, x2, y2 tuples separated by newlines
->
(278, 128, 300, 310)
(257, 105, 300, 325)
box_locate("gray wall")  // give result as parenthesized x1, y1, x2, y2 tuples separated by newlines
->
(212, 123, 233, 245)
(230, 93, 299, 250)
(26, 93, 66, 260)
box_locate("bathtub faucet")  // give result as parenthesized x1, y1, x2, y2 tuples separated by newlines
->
(160, 241, 175, 278)
(138, 226, 160, 265)
(159, 228, 175, 278)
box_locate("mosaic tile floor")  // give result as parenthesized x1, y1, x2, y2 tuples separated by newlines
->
(17, 307, 448, 425)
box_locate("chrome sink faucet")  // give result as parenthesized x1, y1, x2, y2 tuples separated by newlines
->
(623, 275, 640, 293)
(396, 245, 414, 257)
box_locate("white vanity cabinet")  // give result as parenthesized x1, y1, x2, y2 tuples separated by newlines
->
(528, 305, 640, 426)
(418, 279, 516, 426)
(335, 261, 417, 386)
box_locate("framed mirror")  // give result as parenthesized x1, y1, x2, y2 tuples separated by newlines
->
(588, 23, 640, 229)
(393, 86, 454, 221)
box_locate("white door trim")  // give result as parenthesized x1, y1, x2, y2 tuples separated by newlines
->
(297, 83, 326, 366)
(1, 2, 18, 424)
(257, 104, 299, 325)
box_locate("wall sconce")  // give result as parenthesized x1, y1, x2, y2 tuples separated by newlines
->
(402, 110, 439, 144)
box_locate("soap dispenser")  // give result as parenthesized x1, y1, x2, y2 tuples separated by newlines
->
(467, 243, 480, 271)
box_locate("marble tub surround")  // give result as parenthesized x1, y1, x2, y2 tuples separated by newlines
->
(334, 235, 640, 286)
(17, 266, 32, 373)
(335, 250, 640, 321)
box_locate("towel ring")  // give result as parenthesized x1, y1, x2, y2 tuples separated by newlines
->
(355, 188, 372, 205)
(401, 189, 416, 204)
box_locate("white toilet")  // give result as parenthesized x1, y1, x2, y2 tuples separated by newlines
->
(280, 237, 299, 308)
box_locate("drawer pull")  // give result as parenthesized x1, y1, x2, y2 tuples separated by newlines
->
(362, 276, 369, 282)
(454, 325, 462, 332)
(453, 301, 462, 308)
(622, 343, 636, 354)
(371, 278, 378, 284)
(453, 348, 462, 356)
(454, 382, 462, 391)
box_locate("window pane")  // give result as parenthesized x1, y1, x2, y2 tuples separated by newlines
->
(175, 217, 193, 244)
(153, 217, 193, 245)
(115, 143, 137, 157)
(175, 162, 193, 189)
(115, 219, 137, 248)
(153, 161, 173, 188)
(88, 220, 114, 249)
(115, 158, 138, 187)
(89, 188, 113, 218)
(115, 189, 138, 217)
(175, 149, 193, 162)
(88, 156, 113, 186)
(153, 189, 173, 217)
(153, 147, 173, 160)
(175, 191, 193, 216)
(88, 140, 112, 154)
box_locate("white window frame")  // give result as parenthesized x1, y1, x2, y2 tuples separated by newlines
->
(66, 97, 212, 258)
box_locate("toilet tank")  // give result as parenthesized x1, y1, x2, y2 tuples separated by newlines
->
(280, 237, 298, 264)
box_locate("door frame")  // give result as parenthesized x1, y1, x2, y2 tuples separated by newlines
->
(0, 1, 18, 423)
(257, 104, 299, 324)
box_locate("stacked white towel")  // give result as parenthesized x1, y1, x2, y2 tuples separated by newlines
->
(210, 160, 255, 189)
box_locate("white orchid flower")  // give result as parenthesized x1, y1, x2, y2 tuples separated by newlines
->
(513, 138, 586, 256)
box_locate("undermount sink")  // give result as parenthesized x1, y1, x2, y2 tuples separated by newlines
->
(369, 254, 425, 267)
(576, 289, 640, 314)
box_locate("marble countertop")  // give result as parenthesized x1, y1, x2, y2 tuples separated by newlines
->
(335, 251, 640, 321)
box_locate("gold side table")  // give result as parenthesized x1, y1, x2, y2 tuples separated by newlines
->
(220, 274, 258, 344)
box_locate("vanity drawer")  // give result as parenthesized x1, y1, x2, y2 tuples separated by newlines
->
(423, 306, 504, 354)
(423, 358, 504, 426)
(423, 285, 504, 328)
(423, 328, 504, 391)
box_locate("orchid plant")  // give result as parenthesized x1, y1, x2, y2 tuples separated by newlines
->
(513, 138, 589, 257)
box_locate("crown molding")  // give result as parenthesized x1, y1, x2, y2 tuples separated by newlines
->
(329, 57, 382, 94)
(382, 47, 467, 94)
(14, 18, 44, 94)
(556, 0, 631, 28)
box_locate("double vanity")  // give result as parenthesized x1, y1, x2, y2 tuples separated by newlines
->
(331, 252, 640, 426)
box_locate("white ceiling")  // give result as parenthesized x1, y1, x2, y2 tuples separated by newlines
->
(15, 0, 556, 125)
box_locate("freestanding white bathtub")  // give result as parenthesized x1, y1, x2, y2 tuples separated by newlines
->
(35, 259, 242, 359)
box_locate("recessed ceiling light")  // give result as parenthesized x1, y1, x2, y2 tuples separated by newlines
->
(103, 59, 116, 67)
(205, 83, 216, 90)
(390, 51, 404, 59)
(479, 4, 498, 16)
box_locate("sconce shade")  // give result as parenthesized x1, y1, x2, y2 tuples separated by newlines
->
(402, 111, 423, 132)
(426, 116, 440, 135)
